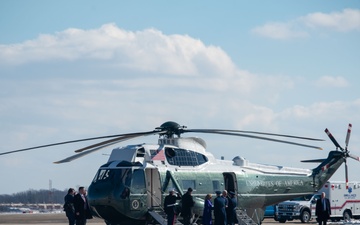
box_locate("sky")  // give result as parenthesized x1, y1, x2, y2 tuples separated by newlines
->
(0, 1, 360, 195)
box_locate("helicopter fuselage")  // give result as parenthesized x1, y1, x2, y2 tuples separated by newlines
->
(87, 137, 343, 225)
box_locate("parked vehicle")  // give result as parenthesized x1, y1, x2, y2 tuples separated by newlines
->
(277, 181, 360, 223)
(264, 204, 278, 220)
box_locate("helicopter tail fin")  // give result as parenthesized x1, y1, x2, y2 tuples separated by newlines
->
(311, 151, 344, 189)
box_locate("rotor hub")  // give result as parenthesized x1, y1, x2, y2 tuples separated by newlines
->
(157, 121, 186, 138)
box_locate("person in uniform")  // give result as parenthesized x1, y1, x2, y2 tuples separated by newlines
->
(181, 187, 195, 225)
(214, 191, 227, 225)
(164, 189, 181, 225)
(202, 194, 214, 225)
(316, 192, 331, 225)
(227, 191, 237, 225)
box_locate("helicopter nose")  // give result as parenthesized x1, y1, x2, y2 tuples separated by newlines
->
(88, 186, 129, 222)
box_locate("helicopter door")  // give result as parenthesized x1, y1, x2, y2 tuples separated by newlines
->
(223, 172, 238, 195)
(145, 168, 162, 208)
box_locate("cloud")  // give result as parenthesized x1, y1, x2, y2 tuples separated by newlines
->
(1, 23, 359, 194)
(0, 23, 296, 114)
(0, 23, 237, 77)
(300, 8, 360, 32)
(314, 76, 349, 88)
(252, 8, 360, 39)
(251, 22, 309, 40)
(281, 99, 360, 121)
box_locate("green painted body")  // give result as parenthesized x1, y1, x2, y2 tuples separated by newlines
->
(87, 137, 344, 225)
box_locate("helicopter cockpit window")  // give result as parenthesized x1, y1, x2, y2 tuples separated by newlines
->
(165, 147, 208, 166)
(92, 169, 113, 183)
(131, 169, 146, 194)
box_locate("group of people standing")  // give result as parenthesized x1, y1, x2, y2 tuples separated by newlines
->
(164, 187, 195, 225)
(164, 188, 237, 225)
(63, 185, 331, 225)
(63, 187, 93, 225)
(207, 190, 237, 225)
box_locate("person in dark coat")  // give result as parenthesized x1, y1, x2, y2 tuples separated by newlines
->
(164, 189, 181, 225)
(181, 187, 195, 225)
(315, 192, 331, 225)
(222, 190, 228, 225)
(214, 191, 227, 225)
(226, 191, 237, 225)
(202, 194, 214, 225)
(74, 187, 93, 225)
(64, 188, 76, 225)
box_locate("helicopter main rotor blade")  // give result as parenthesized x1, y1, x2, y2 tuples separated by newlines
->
(74, 130, 163, 153)
(0, 134, 131, 156)
(54, 141, 118, 164)
(185, 129, 324, 141)
(185, 130, 323, 150)
(345, 123, 352, 150)
(300, 159, 326, 163)
(325, 128, 343, 150)
(54, 131, 166, 163)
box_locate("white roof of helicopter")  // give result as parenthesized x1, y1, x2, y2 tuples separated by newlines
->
(106, 136, 312, 176)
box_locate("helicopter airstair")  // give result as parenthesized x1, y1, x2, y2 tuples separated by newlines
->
(148, 206, 183, 225)
(149, 207, 257, 225)
(147, 170, 185, 225)
(235, 208, 259, 225)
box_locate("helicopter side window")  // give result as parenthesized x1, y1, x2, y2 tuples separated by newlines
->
(165, 147, 208, 166)
(182, 180, 195, 192)
(196, 153, 207, 165)
(131, 169, 146, 194)
(212, 180, 221, 192)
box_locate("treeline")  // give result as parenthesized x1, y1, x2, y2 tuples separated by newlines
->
(0, 189, 67, 204)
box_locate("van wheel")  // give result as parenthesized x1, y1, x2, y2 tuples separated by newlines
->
(343, 210, 352, 221)
(300, 210, 311, 223)
(274, 214, 278, 221)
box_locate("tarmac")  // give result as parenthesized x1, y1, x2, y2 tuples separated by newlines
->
(0, 213, 102, 224)
(0, 213, 310, 225)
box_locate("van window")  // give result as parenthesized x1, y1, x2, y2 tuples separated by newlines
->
(290, 194, 313, 201)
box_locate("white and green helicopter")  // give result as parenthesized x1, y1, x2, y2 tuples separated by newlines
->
(1, 122, 358, 225)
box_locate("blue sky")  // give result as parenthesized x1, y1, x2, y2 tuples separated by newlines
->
(0, 1, 359, 194)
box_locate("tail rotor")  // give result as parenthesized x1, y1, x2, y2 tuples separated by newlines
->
(344, 124, 352, 189)
(324, 123, 358, 189)
(345, 124, 352, 151)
